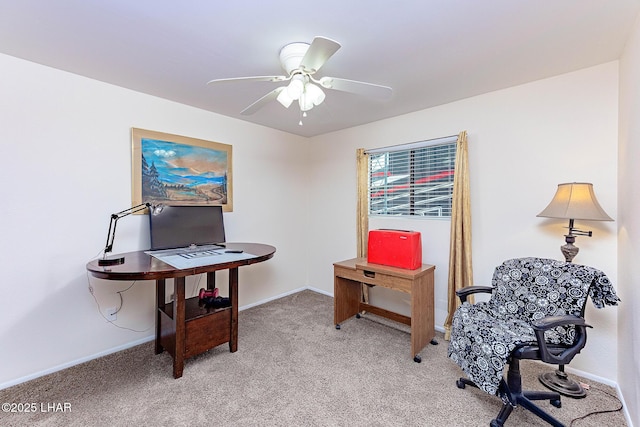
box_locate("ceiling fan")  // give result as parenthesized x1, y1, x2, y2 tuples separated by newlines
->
(206, 36, 393, 123)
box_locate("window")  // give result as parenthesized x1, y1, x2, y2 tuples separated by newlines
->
(368, 136, 457, 217)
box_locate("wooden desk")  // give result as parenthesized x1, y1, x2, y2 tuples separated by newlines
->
(334, 257, 435, 362)
(87, 242, 275, 378)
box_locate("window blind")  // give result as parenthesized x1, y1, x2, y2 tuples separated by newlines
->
(368, 137, 457, 217)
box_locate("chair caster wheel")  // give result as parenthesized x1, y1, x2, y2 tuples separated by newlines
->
(490, 419, 503, 427)
(356, 313, 361, 319)
(413, 355, 422, 363)
(430, 339, 439, 345)
(335, 324, 341, 330)
(456, 379, 466, 389)
(551, 399, 561, 408)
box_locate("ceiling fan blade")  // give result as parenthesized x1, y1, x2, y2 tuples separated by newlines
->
(240, 87, 285, 115)
(207, 75, 288, 85)
(318, 77, 393, 100)
(300, 36, 341, 74)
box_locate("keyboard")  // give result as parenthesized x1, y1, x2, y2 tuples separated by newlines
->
(148, 244, 224, 256)
(178, 249, 222, 259)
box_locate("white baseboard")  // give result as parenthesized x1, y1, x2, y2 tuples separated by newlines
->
(564, 364, 617, 388)
(0, 335, 155, 391)
(563, 365, 633, 427)
(617, 383, 635, 427)
(238, 286, 311, 311)
(305, 286, 332, 297)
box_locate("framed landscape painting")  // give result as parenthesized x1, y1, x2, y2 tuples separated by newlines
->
(131, 128, 233, 211)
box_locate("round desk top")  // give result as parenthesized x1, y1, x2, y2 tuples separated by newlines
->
(86, 242, 276, 281)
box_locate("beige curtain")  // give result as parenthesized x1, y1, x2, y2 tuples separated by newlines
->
(356, 148, 370, 303)
(444, 131, 473, 340)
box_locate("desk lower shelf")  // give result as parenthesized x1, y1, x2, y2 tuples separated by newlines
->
(158, 297, 231, 359)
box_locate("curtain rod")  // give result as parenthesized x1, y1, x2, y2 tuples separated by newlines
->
(365, 134, 459, 154)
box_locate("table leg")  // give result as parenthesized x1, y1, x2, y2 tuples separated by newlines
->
(155, 279, 165, 355)
(410, 273, 434, 361)
(334, 275, 361, 327)
(173, 276, 186, 378)
(206, 271, 216, 291)
(229, 267, 238, 353)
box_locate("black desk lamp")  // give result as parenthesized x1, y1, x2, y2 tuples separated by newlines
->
(98, 203, 150, 266)
(537, 182, 613, 397)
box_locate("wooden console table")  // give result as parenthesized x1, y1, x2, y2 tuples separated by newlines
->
(87, 242, 275, 378)
(333, 257, 435, 362)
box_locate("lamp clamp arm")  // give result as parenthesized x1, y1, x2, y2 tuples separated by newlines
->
(568, 228, 592, 237)
(112, 203, 150, 219)
(565, 218, 592, 238)
(102, 203, 150, 255)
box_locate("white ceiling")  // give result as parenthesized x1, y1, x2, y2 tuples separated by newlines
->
(1, 0, 639, 137)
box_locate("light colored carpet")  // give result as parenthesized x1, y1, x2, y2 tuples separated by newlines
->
(0, 290, 625, 426)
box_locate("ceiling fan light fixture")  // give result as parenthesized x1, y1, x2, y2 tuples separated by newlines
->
(287, 75, 305, 100)
(305, 82, 325, 106)
(276, 87, 294, 108)
(299, 93, 315, 112)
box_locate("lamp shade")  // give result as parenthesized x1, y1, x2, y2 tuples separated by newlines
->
(537, 182, 612, 221)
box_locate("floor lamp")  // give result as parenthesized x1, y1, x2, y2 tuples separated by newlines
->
(536, 182, 613, 397)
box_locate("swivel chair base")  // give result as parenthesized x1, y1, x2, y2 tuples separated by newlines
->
(490, 388, 563, 427)
(457, 358, 567, 427)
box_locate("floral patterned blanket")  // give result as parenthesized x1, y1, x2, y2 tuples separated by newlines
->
(447, 257, 619, 396)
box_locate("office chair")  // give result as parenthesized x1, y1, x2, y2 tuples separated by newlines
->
(447, 257, 619, 427)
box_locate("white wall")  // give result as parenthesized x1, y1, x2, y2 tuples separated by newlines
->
(0, 49, 632, 419)
(308, 63, 619, 382)
(618, 11, 640, 427)
(0, 53, 309, 388)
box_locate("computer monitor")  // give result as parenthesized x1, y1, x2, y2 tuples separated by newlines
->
(148, 205, 225, 250)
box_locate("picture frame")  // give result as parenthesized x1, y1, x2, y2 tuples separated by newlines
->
(131, 128, 233, 212)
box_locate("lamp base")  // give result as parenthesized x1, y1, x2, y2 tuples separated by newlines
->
(98, 257, 125, 266)
(561, 234, 579, 263)
(539, 369, 586, 398)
